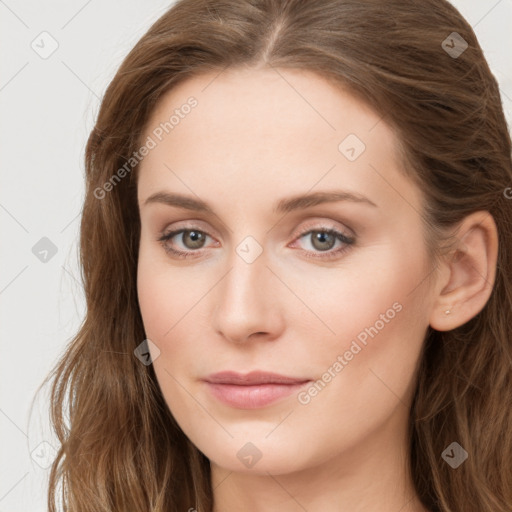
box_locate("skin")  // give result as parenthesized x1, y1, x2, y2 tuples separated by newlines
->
(136, 66, 498, 512)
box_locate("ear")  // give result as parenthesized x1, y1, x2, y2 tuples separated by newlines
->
(429, 211, 498, 332)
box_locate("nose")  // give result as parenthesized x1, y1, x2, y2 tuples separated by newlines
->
(212, 244, 285, 344)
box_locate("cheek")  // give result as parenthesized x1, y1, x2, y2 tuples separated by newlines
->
(136, 250, 214, 388)
(136, 238, 205, 339)
(300, 242, 426, 348)
(137, 256, 205, 430)
(137, 262, 171, 340)
(304, 243, 430, 410)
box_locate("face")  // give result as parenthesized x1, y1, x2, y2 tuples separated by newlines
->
(136, 66, 435, 476)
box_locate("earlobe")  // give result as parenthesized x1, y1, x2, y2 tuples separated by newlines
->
(429, 211, 498, 332)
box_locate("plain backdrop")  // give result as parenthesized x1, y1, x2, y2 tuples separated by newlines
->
(1, 0, 511, 510)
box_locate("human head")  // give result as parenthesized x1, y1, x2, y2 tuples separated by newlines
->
(46, 1, 512, 511)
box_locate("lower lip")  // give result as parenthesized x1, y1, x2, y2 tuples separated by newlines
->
(204, 381, 311, 409)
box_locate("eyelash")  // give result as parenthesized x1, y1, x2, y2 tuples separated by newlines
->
(157, 225, 355, 261)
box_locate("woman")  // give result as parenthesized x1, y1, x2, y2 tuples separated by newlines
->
(44, 0, 512, 510)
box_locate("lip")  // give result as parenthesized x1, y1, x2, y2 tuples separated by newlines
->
(202, 371, 312, 409)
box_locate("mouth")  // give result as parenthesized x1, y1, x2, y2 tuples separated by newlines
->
(201, 371, 312, 409)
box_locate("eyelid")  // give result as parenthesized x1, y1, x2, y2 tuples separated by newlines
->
(163, 219, 217, 235)
(287, 226, 355, 261)
(158, 218, 356, 259)
(291, 218, 355, 240)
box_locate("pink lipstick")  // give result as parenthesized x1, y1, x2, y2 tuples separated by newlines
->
(202, 371, 312, 409)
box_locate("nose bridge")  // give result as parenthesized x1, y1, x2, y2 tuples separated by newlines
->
(220, 241, 269, 316)
(212, 237, 281, 341)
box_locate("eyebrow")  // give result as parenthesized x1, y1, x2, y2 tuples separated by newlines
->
(143, 189, 377, 214)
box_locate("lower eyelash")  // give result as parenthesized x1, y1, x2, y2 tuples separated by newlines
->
(162, 245, 197, 258)
(298, 229, 355, 260)
(157, 230, 202, 259)
(157, 228, 355, 260)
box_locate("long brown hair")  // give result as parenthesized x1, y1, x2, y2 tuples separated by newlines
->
(41, 0, 512, 510)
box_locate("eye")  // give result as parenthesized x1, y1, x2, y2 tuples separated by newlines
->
(157, 224, 356, 260)
(291, 227, 355, 260)
(157, 228, 216, 259)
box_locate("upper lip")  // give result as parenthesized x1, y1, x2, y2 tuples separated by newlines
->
(203, 371, 311, 386)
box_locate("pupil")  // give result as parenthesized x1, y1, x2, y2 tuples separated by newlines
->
(313, 231, 335, 251)
(185, 230, 204, 248)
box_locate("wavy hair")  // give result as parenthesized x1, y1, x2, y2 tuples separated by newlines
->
(41, 0, 512, 510)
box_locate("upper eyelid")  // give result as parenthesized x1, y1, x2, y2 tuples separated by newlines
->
(160, 224, 354, 247)
(160, 227, 354, 263)
(161, 217, 354, 238)
(293, 219, 354, 238)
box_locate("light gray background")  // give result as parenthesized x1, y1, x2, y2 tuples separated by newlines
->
(1, 1, 511, 510)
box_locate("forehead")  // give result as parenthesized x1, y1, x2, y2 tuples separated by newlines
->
(145, 66, 389, 146)
(137, 66, 420, 218)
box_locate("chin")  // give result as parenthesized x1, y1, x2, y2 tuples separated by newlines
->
(199, 437, 315, 476)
